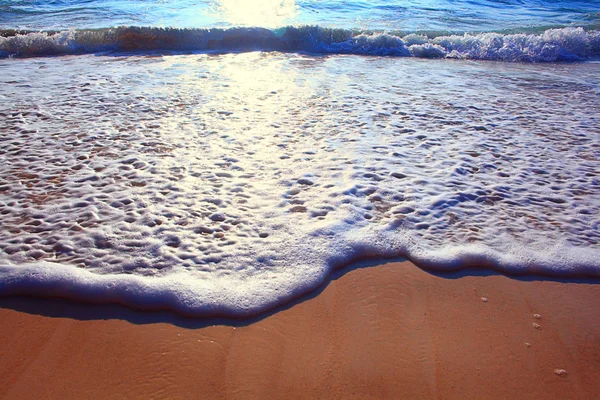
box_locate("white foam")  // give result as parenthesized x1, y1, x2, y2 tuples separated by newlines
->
(1, 53, 599, 316)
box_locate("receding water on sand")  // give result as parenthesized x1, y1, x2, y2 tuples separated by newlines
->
(0, 53, 599, 316)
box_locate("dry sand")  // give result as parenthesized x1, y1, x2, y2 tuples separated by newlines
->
(0, 260, 599, 399)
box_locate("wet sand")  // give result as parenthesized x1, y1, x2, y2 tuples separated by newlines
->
(1, 261, 599, 399)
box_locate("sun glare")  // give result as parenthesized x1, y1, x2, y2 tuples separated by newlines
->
(215, 0, 298, 27)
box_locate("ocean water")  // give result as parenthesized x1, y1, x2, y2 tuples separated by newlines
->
(1, 1, 599, 316)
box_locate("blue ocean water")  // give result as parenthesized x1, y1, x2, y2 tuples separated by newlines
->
(0, 2, 599, 317)
(1, 0, 600, 60)
(2, 0, 600, 31)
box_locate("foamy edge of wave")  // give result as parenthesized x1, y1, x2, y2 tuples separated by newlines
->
(1, 26, 599, 62)
(2, 230, 599, 318)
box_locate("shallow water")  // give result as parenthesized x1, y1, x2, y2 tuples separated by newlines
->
(1, 53, 598, 315)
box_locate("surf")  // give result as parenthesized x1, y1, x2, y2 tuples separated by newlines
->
(1, 25, 599, 62)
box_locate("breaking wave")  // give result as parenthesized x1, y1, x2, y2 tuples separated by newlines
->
(1, 25, 600, 62)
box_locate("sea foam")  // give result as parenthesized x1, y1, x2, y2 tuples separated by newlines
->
(0, 53, 599, 316)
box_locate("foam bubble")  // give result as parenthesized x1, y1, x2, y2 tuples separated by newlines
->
(0, 52, 599, 316)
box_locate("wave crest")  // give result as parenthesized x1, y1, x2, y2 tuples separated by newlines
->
(1, 26, 599, 61)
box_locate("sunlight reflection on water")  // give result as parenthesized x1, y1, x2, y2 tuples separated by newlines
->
(213, 0, 299, 27)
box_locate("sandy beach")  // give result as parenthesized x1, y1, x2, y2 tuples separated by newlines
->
(0, 260, 598, 399)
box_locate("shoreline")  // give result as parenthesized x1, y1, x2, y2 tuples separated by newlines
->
(1, 260, 599, 399)
(2, 255, 600, 321)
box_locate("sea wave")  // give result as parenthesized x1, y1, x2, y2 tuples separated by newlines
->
(1, 25, 599, 62)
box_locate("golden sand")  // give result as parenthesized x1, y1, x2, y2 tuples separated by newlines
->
(1, 261, 599, 399)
